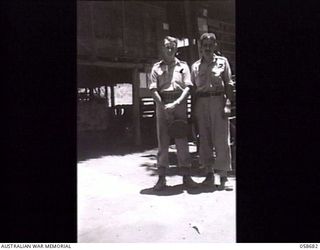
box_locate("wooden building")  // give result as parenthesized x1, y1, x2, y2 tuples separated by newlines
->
(77, 0, 235, 146)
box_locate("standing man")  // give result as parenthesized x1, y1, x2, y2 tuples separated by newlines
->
(149, 36, 197, 191)
(191, 33, 234, 189)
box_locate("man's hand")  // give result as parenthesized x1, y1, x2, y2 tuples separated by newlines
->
(164, 101, 178, 110)
(223, 98, 231, 118)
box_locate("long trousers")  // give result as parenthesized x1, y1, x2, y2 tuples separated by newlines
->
(194, 95, 231, 176)
(155, 99, 191, 175)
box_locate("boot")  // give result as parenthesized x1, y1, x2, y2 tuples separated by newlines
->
(183, 175, 198, 188)
(217, 176, 229, 190)
(153, 176, 167, 191)
(202, 172, 214, 186)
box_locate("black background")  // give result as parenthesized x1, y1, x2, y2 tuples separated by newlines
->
(2, 0, 320, 243)
(236, 0, 320, 242)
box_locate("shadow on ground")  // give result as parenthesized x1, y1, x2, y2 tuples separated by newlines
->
(78, 130, 235, 196)
(139, 151, 235, 196)
(77, 130, 156, 161)
(139, 152, 236, 177)
(140, 183, 219, 196)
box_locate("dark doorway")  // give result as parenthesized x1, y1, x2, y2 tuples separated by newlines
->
(77, 65, 137, 161)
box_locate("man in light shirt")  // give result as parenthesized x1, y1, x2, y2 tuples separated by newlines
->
(149, 36, 197, 191)
(191, 33, 234, 189)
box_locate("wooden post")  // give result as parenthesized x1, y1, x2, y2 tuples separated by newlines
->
(89, 2, 97, 61)
(105, 85, 109, 106)
(184, 0, 197, 64)
(110, 84, 115, 107)
(121, 0, 127, 55)
(132, 68, 141, 146)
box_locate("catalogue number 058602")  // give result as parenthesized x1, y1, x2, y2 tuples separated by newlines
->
(300, 244, 318, 248)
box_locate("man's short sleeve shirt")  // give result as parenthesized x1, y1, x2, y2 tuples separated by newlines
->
(149, 58, 193, 92)
(191, 55, 232, 93)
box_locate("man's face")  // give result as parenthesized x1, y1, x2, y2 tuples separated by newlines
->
(161, 39, 177, 61)
(201, 38, 216, 58)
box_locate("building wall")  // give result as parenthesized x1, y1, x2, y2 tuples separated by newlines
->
(193, 1, 235, 73)
(77, 0, 235, 136)
(77, 0, 235, 70)
(77, 1, 168, 63)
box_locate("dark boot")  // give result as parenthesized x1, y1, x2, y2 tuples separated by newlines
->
(183, 175, 198, 188)
(153, 176, 167, 191)
(217, 176, 229, 190)
(202, 172, 214, 186)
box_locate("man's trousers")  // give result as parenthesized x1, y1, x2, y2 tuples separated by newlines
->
(155, 99, 191, 175)
(194, 95, 231, 176)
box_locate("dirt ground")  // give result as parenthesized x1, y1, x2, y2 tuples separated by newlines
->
(77, 144, 236, 243)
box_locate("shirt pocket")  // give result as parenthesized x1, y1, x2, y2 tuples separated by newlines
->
(211, 64, 224, 77)
(196, 68, 207, 86)
(172, 69, 183, 83)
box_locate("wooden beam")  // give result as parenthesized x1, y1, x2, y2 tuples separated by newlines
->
(132, 68, 141, 146)
(77, 59, 145, 70)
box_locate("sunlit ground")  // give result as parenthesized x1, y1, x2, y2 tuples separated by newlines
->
(78, 145, 236, 243)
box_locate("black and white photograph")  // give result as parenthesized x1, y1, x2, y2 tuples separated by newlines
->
(77, 0, 236, 242)
(4, 0, 319, 245)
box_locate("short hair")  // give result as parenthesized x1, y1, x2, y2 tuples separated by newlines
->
(200, 33, 217, 45)
(163, 36, 178, 47)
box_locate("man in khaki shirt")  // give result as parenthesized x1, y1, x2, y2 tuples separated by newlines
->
(149, 36, 197, 191)
(191, 33, 233, 189)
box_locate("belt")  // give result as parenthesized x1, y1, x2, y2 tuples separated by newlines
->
(196, 91, 224, 97)
(160, 91, 182, 100)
